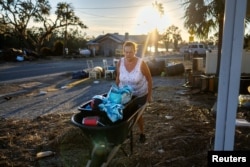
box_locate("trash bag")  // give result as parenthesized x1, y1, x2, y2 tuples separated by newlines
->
(72, 70, 88, 79)
(16, 55, 24, 62)
(146, 59, 165, 76)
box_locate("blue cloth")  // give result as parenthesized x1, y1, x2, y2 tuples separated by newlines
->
(107, 84, 133, 104)
(99, 102, 124, 122)
(98, 85, 133, 122)
(107, 66, 116, 70)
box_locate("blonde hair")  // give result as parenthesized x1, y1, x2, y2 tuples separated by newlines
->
(123, 41, 137, 52)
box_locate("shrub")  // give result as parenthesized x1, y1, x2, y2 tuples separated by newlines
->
(40, 47, 53, 57)
(53, 41, 63, 56)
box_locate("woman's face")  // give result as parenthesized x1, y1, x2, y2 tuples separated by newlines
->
(124, 46, 135, 59)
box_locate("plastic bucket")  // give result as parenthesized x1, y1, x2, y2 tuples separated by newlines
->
(192, 58, 203, 72)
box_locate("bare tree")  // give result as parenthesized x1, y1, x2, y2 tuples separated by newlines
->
(0, 0, 87, 54)
(0, 0, 51, 48)
(29, 2, 87, 54)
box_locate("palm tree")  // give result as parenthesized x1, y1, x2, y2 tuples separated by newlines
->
(162, 25, 182, 51)
(153, 1, 164, 16)
(182, 0, 225, 76)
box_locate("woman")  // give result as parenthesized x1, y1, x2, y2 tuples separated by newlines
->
(116, 41, 152, 143)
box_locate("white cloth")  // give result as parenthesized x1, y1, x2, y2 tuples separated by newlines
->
(118, 57, 148, 97)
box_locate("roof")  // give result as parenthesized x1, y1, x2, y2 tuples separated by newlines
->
(87, 33, 148, 45)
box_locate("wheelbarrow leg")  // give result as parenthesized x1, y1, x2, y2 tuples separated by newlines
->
(130, 129, 133, 154)
(119, 129, 134, 157)
(101, 144, 121, 167)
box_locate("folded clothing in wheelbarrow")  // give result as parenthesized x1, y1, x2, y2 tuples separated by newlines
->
(107, 84, 133, 105)
(79, 85, 134, 124)
(77, 95, 139, 126)
(79, 94, 123, 125)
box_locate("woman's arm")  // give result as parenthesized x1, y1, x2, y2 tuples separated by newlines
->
(115, 60, 121, 86)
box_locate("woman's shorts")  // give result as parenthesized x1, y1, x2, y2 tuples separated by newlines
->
(134, 94, 147, 109)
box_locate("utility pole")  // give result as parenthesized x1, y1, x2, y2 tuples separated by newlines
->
(64, 5, 69, 56)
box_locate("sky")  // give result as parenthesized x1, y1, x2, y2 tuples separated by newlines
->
(50, 0, 189, 41)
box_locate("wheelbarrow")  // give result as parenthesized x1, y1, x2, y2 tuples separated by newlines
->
(71, 96, 147, 167)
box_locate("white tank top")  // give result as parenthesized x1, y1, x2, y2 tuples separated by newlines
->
(119, 57, 148, 97)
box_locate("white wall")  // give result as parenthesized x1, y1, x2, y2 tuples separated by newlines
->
(205, 50, 250, 74)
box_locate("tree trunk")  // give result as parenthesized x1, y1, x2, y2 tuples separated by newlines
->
(154, 30, 159, 55)
(216, 13, 224, 77)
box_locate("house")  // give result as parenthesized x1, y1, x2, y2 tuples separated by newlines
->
(87, 32, 148, 57)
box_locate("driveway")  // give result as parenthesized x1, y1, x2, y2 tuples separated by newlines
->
(0, 72, 116, 119)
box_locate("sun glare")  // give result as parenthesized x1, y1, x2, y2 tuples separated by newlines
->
(134, 6, 169, 35)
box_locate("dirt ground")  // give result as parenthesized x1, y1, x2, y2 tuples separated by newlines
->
(1, 64, 250, 166)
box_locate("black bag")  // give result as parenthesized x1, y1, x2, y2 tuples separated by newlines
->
(72, 70, 88, 79)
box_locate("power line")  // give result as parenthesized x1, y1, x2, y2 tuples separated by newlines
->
(75, 5, 182, 20)
(72, 0, 179, 10)
(76, 10, 137, 19)
(74, 4, 149, 10)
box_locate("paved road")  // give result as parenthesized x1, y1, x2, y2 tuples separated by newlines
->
(0, 54, 184, 83)
(0, 57, 114, 83)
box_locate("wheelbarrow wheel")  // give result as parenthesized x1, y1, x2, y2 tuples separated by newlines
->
(87, 156, 105, 167)
(87, 154, 106, 167)
(110, 158, 126, 167)
(87, 144, 109, 167)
